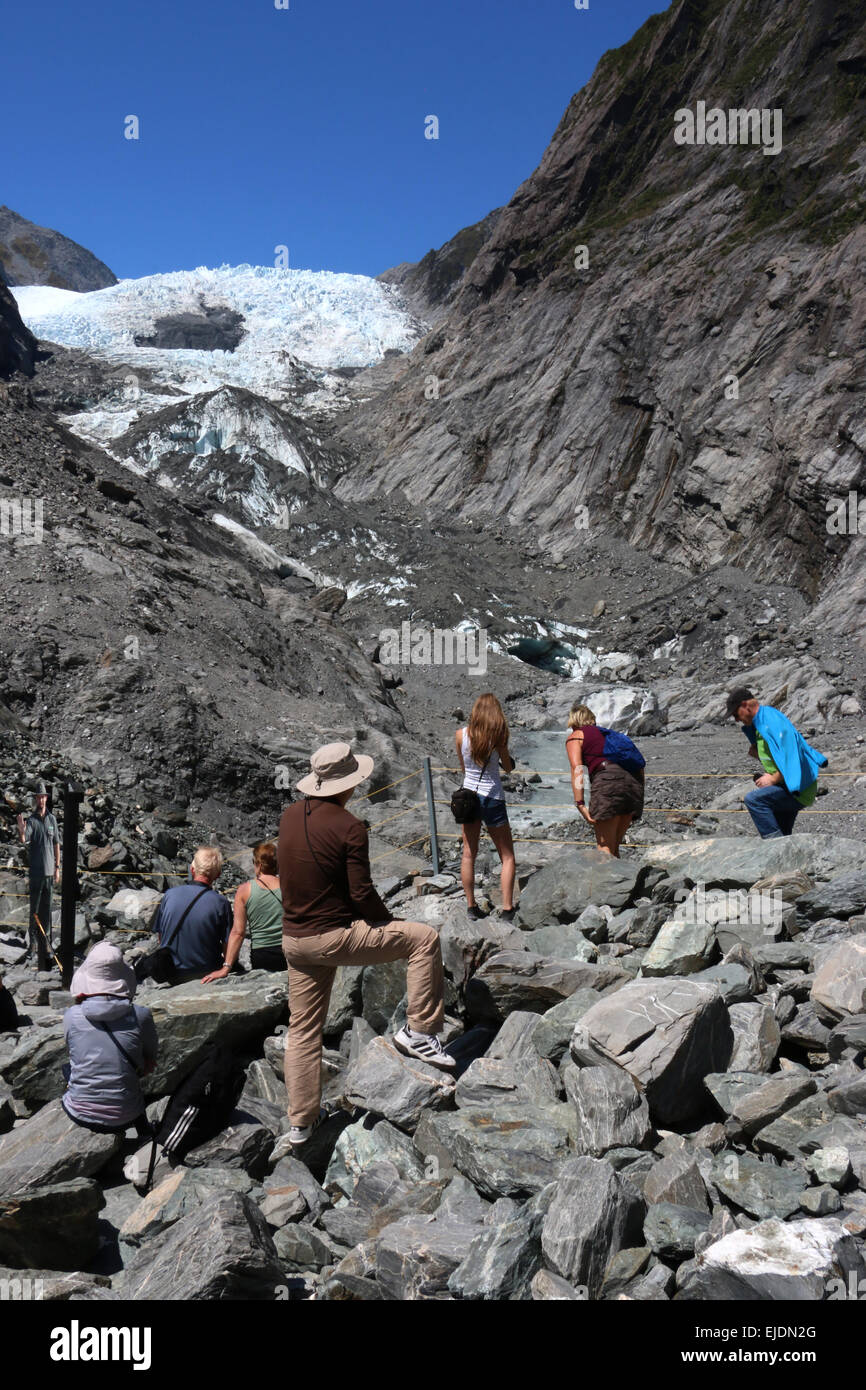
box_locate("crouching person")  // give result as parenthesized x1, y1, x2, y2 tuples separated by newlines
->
(63, 942, 157, 1139)
(278, 743, 454, 1147)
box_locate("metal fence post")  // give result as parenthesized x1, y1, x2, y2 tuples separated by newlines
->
(423, 756, 440, 876)
(60, 782, 84, 988)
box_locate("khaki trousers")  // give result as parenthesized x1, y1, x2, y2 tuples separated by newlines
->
(283, 918, 445, 1127)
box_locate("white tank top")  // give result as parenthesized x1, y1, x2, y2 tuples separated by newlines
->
(461, 728, 504, 800)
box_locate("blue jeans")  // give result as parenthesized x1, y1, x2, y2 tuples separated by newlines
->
(744, 784, 802, 839)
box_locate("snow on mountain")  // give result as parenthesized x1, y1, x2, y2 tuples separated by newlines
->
(11, 263, 424, 397)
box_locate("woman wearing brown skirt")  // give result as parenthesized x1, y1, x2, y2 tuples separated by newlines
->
(566, 704, 644, 857)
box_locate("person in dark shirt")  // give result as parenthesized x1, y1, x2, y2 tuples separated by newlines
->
(278, 742, 453, 1146)
(16, 781, 60, 970)
(152, 847, 233, 984)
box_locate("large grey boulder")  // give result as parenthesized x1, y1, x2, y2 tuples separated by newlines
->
(541, 1156, 645, 1298)
(2, 1024, 67, 1109)
(828, 1073, 866, 1118)
(517, 852, 641, 929)
(0, 1267, 116, 1301)
(640, 837, 865, 892)
(0, 1098, 122, 1196)
(0, 1178, 103, 1270)
(643, 1149, 710, 1212)
(728, 1073, 817, 1137)
(361, 961, 407, 1033)
(438, 912, 525, 991)
(522, 924, 597, 961)
(274, 1223, 345, 1272)
(562, 1064, 652, 1156)
(320, 1160, 445, 1248)
(570, 978, 733, 1127)
(828, 1014, 866, 1060)
(242, 1058, 288, 1109)
(753, 1092, 837, 1161)
(325, 1116, 426, 1198)
(120, 1190, 284, 1299)
(710, 1152, 807, 1220)
(455, 1055, 559, 1111)
(466, 952, 627, 1024)
(341, 1037, 455, 1131)
(727, 1001, 781, 1072)
(376, 1209, 486, 1300)
(119, 1167, 260, 1250)
(531, 989, 603, 1064)
(641, 916, 717, 977)
(678, 1217, 865, 1299)
(797, 873, 866, 922)
(485, 1011, 541, 1060)
(644, 1202, 711, 1261)
(324, 967, 363, 1036)
(448, 1187, 552, 1300)
(183, 1110, 274, 1178)
(431, 1104, 575, 1198)
(811, 936, 866, 1020)
(531, 1268, 589, 1300)
(144, 974, 287, 1098)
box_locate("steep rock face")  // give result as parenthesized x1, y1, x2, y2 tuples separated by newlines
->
(340, 0, 866, 641)
(0, 205, 117, 291)
(378, 208, 504, 324)
(0, 280, 36, 378)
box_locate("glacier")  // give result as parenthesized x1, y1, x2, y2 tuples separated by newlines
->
(12, 263, 423, 398)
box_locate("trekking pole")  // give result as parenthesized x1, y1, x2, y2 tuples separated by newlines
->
(423, 757, 441, 876)
(33, 915, 63, 974)
(60, 783, 84, 989)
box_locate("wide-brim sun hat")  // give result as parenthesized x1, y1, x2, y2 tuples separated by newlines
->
(296, 742, 374, 797)
(70, 942, 137, 999)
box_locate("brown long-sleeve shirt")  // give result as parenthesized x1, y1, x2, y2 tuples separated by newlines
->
(277, 797, 390, 937)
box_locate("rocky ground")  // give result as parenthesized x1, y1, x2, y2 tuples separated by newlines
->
(0, 832, 864, 1301)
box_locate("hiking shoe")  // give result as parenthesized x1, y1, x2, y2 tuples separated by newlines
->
(499, 907, 517, 923)
(393, 1026, 456, 1071)
(288, 1108, 328, 1147)
(466, 905, 488, 921)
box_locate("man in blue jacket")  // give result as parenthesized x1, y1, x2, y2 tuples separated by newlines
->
(152, 847, 233, 984)
(726, 688, 828, 839)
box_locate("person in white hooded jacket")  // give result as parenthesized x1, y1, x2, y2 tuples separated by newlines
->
(63, 942, 157, 1135)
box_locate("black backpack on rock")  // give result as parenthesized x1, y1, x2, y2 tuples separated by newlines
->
(156, 1043, 247, 1164)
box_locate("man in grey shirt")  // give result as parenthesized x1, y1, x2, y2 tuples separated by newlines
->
(16, 781, 60, 970)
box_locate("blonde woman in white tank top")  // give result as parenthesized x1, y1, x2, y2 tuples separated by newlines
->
(454, 693, 516, 922)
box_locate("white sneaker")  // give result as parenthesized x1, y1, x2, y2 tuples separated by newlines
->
(393, 1026, 456, 1071)
(288, 1108, 328, 1147)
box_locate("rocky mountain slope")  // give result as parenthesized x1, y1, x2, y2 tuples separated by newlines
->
(0, 205, 117, 291)
(338, 0, 866, 644)
(378, 208, 503, 323)
(0, 281, 36, 379)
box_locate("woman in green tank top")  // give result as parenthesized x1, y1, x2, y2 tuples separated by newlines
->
(202, 842, 285, 979)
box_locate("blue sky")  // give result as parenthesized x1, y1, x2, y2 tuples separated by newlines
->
(3, 0, 665, 281)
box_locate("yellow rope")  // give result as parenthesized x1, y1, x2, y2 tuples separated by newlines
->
(356, 768, 424, 799)
(370, 835, 431, 865)
(432, 766, 862, 778)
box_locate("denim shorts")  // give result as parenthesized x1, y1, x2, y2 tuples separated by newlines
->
(473, 794, 508, 829)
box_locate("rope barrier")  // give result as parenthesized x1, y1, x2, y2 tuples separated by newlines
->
(2, 756, 862, 898)
(432, 767, 864, 778)
(370, 834, 432, 865)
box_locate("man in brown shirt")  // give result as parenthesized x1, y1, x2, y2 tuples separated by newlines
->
(278, 742, 453, 1145)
